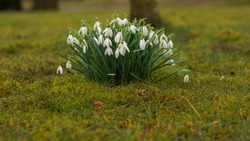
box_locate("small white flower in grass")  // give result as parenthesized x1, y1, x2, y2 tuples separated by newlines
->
(129, 25, 137, 34)
(79, 27, 88, 37)
(184, 74, 189, 83)
(119, 41, 130, 56)
(142, 26, 148, 36)
(115, 48, 120, 58)
(98, 34, 104, 45)
(67, 35, 74, 46)
(115, 32, 122, 44)
(94, 37, 100, 45)
(160, 33, 168, 42)
(116, 17, 128, 26)
(166, 59, 175, 65)
(160, 40, 168, 49)
(105, 47, 113, 56)
(82, 45, 87, 54)
(168, 40, 173, 48)
(66, 61, 72, 69)
(140, 38, 147, 50)
(94, 21, 100, 30)
(57, 66, 63, 74)
(103, 27, 113, 37)
(104, 38, 112, 48)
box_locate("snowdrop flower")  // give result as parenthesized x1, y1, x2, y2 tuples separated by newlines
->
(139, 38, 147, 50)
(119, 41, 130, 56)
(94, 21, 100, 30)
(79, 27, 88, 37)
(160, 33, 168, 42)
(98, 34, 104, 45)
(116, 17, 128, 26)
(129, 25, 137, 34)
(104, 38, 112, 48)
(115, 32, 122, 44)
(154, 34, 159, 45)
(166, 49, 173, 56)
(57, 66, 63, 75)
(72, 37, 80, 46)
(67, 35, 74, 46)
(184, 74, 189, 83)
(142, 26, 148, 36)
(166, 59, 175, 65)
(82, 45, 87, 54)
(160, 40, 168, 49)
(66, 61, 72, 69)
(94, 37, 100, 45)
(103, 27, 113, 37)
(168, 40, 173, 48)
(149, 31, 155, 39)
(115, 48, 120, 58)
(105, 47, 113, 56)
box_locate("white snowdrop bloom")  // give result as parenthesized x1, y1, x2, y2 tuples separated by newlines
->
(79, 27, 88, 37)
(94, 37, 100, 45)
(160, 40, 168, 49)
(115, 48, 120, 58)
(66, 61, 72, 69)
(119, 41, 130, 56)
(166, 49, 173, 56)
(67, 35, 74, 46)
(94, 21, 101, 30)
(105, 47, 113, 56)
(154, 34, 159, 45)
(103, 27, 113, 37)
(149, 31, 155, 39)
(116, 17, 128, 26)
(98, 34, 104, 45)
(129, 25, 137, 34)
(168, 40, 174, 48)
(96, 27, 102, 35)
(160, 33, 168, 42)
(82, 45, 87, 54)
(139, 38, 147, 50)
(115, 32, 122, 44)
(73, 37, 80, 46)
(57, 66, 63, 75)
(142, 26, 148, 36)
(104, 38, 112, 48)
(184, 74, 189, 83)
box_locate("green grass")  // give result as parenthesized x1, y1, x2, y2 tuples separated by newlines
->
(0, 6, 249, 140)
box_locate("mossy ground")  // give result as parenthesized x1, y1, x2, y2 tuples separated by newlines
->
(0, 6, 249, 141)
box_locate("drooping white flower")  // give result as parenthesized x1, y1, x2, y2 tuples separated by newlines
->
(57, 66, 63, 74)
(71, 37, 80, 46)
(140, 38, 147, 50)
(82, 45, 87, 53)
(98, 34, 104, 45)
(115, 48, 119, 58)
(94, 37, 100, 45)
(66, 61, 72, 69)
(184, 74, 189, 83)
(67, 35, 74, 46)
(154, 34, 159, 45)
(105, 47, 113, 56)
(119, 41, 130, 56)
(79, 27, 88, 37)
(116, 17, 128, 26)
(160, 33, 168, 42)
(168, 40, 173, 48)
(103, 27, 113, 37)
(149, 31, 155, 39)
(166, 59, 175, 66)
(103, 38, 112, 48)
(94, 21, 100, 30)
(115, 32, 122, 44)
(160, 40, 168, 49)
(142, 26, 148, 36)
(129, 25, 137, 34)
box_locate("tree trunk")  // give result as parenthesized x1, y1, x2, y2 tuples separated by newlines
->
(33, 0, 58, 10)
(129, 0, 162, 27)
(0, 0, 21, 10)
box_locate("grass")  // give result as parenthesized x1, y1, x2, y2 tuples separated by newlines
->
(0, 6, 250, 140)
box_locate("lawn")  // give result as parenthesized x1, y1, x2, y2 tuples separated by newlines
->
(0, 6, 249, 140)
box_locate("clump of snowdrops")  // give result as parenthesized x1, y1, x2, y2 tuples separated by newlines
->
(57, 15, 187, 85)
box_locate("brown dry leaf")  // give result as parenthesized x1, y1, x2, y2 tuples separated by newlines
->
(93, 100, 104, 112)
